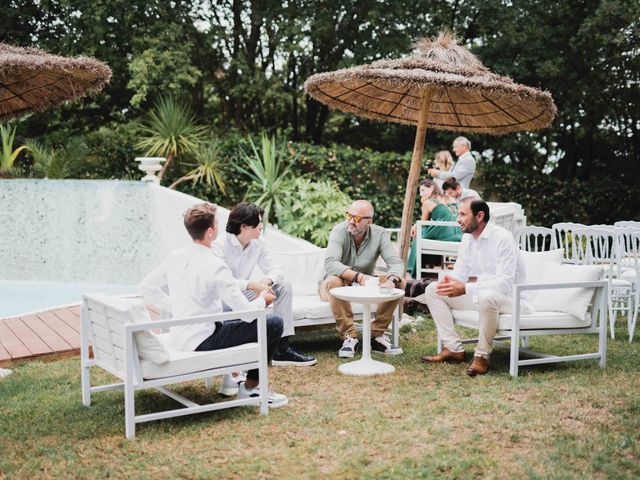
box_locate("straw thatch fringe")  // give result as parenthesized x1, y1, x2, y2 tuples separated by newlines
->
(304, 31, 556, 135)
(0, 43, 112, 121)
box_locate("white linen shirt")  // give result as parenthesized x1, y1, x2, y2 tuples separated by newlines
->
(213, 232, 284, 289)
(139, 243, 266, 351)
(451, 222, 527, 301)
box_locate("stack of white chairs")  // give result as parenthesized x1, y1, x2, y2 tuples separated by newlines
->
(515, 226, 556, 252)
(572, 227, 634, 339)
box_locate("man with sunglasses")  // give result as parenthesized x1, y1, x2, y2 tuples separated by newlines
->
(320, 200, 405, 358)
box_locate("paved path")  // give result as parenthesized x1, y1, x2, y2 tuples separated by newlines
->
(0, 304, 160, 365)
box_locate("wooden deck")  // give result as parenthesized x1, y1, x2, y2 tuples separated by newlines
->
(0, 304, 160, 366)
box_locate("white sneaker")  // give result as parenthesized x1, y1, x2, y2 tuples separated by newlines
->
(338, 336, 359, 358)
(218, 372, 246, 397)
(236, 382, 288, 408)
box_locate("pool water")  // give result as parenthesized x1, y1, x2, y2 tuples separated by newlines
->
(0, 280, 136, 319)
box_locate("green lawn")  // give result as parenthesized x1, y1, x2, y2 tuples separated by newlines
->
(1, 318, 639, 479)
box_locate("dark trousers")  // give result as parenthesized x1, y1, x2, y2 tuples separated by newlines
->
(195, 315, 283, 381)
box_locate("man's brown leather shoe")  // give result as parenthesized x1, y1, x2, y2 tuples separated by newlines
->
(466, 356, 489, 376)
(420, 348, 465, 364)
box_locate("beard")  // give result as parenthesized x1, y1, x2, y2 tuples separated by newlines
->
(347, 222, 367, 236)
(461, 218, 479, 234)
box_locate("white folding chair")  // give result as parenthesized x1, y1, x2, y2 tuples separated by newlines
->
(552, 222, 586, 264)
(572, 227, 633, 339)
(614, 220, 640, 229)
(616, 229, 640, 341)
(515, 226, 556, 252)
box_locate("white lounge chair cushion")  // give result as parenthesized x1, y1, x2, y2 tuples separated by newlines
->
(621, 269, 638, 282)
(526, 263, 603, 319)
(139, 333, 259, 379)
(452, 309, 591, 330)
(292, 295, 374, 320)
(91, 293, 170, 365)
(419, 239, 460, 254)
(520, 248, 564, 268)
(272, 250, 326, 296)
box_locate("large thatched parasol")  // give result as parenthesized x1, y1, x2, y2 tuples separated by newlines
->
(304, 31, 556, 269)
(0, 43, 112, 122)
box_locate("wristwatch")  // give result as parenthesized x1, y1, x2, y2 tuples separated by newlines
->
(388, 275, 401, 286)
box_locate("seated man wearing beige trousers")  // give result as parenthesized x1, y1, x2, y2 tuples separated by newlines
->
(320, 200, 405, 358)
(420, 198, 528, 376)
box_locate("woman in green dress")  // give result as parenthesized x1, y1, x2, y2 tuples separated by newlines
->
(407, 179, 462, 278)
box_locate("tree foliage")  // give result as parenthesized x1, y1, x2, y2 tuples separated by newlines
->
(1, 0, 639, 226)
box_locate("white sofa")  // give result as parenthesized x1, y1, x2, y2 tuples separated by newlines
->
(437, 249, 608, 376)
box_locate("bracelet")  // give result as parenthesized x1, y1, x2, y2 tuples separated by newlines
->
(353, 272, 361, 284)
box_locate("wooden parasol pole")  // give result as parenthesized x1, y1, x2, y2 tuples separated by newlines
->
(399, 89, 434, 274)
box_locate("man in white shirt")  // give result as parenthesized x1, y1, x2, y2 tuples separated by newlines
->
(139, 203, 288, 407)
(428, 136, 477, 189)
(214, 202, 317, 367)
(442, 177, 480, 206)
(420, 198, 528, 376)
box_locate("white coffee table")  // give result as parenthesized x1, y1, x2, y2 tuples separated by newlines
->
(330, 285, 404, 376)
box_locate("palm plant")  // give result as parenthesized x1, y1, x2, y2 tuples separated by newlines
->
(0, 123, 28, 177)
(169, 140, 226, 193)
(25, 137, 88, 179)
(237, 133, 294, 226)
(136, 96, 207, 184)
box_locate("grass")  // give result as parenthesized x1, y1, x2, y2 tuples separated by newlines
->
(1, 318, 640, 479)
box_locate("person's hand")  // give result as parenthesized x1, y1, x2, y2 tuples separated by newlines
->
(358, 274, 370, 286)
(427, 168, 440, 177)
(410, 224, 417, 238)
(247, 281, 274, 296)
(259, 290, 277, 305)
(381, 279, 395, 289)
(435, 275, 465, 297)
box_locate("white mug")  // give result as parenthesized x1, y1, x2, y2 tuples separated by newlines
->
(365, 276, 379, 288)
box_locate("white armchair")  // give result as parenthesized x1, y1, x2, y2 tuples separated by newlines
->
(437, 251, 608, 376)
(81, 293, 269, 439)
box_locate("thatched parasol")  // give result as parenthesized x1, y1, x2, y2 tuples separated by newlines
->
(0, 43, 112, 122)
(304, 31, 556, 269)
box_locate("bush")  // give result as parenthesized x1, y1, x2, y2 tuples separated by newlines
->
(279, 178, 351, 247)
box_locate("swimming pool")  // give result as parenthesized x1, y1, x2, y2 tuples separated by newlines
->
(0, 280, 136, 319)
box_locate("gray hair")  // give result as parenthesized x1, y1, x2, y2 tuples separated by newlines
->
(453, 136, 471, 149)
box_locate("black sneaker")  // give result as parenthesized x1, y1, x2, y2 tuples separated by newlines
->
(371, 335, 392, 354)
(272, 347, 318, 367)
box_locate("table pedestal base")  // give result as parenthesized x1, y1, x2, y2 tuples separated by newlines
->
(338, 358, 395, 376)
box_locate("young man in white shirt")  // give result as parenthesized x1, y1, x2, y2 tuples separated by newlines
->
(213, 202, 317, 367)
(428, 136, 477, 189)
(139, 203, 288, 407)
(420, 198, 527, 376)
(442, 177, 480, 206)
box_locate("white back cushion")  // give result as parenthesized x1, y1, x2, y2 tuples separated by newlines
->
(521, 249, 564, 276)
(94, 294, 170, 365)
(271, 250, 326, 296)
(527, 264, 603, 319)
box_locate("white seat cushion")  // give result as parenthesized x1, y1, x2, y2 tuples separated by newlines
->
(292, 295, 375, 320)
(452, 309, 591, 330)
(139, 333, 260, 380)
(420, 239, 460, 254)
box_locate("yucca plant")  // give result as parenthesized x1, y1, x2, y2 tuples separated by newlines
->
(0, 123, 28, 177)
(136, 96, 207, 183)
(169, 140, 226, 193)
(236, 133, 295, 226)
(25, 137, 88, 179)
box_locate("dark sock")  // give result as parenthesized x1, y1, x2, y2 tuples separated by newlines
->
(276, 336, 290, 353)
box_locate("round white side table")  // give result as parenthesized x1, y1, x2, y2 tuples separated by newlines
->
(330, 286, 404, 376)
